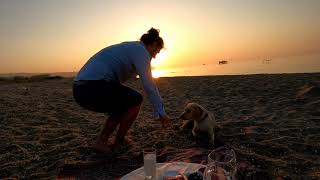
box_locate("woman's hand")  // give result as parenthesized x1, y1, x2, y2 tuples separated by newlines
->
(159, 115, 170, 128)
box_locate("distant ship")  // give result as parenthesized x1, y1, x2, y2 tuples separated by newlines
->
(218, 60, 228, 65)
(262, 59, 272, 63)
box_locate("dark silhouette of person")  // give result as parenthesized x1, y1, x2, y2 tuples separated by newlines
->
(73, 28, 169, 153)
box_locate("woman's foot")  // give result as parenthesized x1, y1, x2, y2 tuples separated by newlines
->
(110, 137, 133, 150)
(121, 136, 133, 145)
(92, 140, 109, 153)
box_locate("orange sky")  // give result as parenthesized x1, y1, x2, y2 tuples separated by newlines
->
(0, 0, 319, 74)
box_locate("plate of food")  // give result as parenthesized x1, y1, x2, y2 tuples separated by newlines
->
(121, 162, 205, 180)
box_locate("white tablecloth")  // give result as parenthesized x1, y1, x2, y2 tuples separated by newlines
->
(121, 162, 204, 180)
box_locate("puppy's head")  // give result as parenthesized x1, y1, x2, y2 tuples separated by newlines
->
(179, 103, 205, 122)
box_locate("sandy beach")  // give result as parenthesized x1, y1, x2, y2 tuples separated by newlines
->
(0, 73, 319, 179)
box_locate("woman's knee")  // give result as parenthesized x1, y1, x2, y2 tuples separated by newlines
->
(131, 93, 143, 107)
(130, 89, 143, 105)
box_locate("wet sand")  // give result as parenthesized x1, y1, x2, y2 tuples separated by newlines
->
(0, 73, 319, 179)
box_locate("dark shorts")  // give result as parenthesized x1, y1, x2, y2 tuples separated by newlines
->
(73, 80, 143, 114)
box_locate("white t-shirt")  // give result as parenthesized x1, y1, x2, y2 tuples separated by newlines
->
(75, 41, 166, 118)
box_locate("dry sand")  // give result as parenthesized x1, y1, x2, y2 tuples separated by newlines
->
(0, 73, 319, 179)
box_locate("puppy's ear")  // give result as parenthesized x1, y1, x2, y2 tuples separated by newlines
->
(184, 100, 191, 107)
(194, 106, 204, 118)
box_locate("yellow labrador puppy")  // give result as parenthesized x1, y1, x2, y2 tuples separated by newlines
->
(180, 103, 216, 145)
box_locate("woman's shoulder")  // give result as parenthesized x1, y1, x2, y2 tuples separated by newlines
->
(122, 41, 148, 52)
(121, 41, 143, 47)
(102, 41, 150, 60)
(102, 41, 141, 52)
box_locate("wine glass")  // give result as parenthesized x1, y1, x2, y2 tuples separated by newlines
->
(203, 146, 237, 180)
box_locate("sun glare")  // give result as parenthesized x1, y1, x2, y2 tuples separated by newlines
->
(151, 69, 165, 78)
(151, 50, 169, 78)
(148, 31, 172, 78)
(151, 49, 169, 67)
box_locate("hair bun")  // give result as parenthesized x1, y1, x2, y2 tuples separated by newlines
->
(140, 27, 164, 49)
(148, 28, 160, 37)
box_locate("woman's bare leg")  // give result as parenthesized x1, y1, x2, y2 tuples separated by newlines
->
(111, 104, 141, 149)
(92, 104, 141, 152)
(92, 114, 120, 153)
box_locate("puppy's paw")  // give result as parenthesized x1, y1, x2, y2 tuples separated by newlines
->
(180, 122, 191, 130)
(181, 120, 194, 130)
(179, 125, 187, 131)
